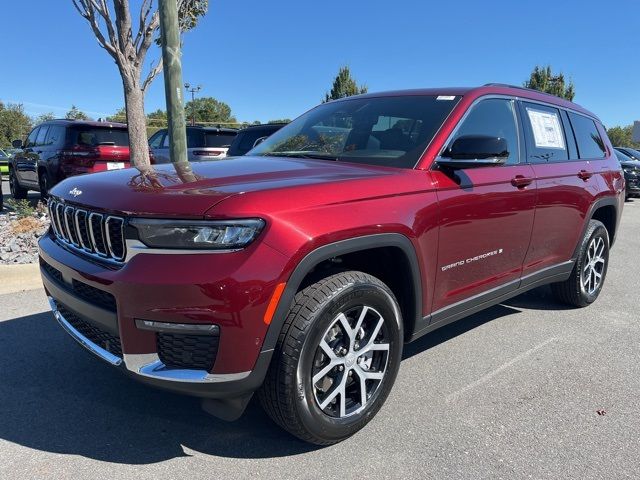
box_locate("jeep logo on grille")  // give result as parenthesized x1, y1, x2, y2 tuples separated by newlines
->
(69, 187, 83, 197)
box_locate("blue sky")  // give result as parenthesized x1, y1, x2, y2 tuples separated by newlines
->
(1, 0, 638, 127)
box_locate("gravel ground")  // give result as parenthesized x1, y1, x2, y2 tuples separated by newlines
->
(0, 199, 638, 479)
(0, 203, 49, 265)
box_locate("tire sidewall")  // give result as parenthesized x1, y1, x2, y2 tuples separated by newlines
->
(576, 223, 609, 304)
(294, 280, 402, 442)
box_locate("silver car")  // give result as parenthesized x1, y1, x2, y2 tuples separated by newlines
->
(148, 126, 238, 164)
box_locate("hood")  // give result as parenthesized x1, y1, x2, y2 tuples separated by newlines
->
(49, 155, 397, 217)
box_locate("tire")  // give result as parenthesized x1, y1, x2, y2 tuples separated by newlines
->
(9, 169, 28, 199)
(552, 220, 609, 307)
(38, 170, 51, 201)
(258, 271, 403, 445)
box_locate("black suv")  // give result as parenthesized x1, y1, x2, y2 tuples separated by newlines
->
(614, 149, 640, 199)
(226, 123, 287, 157)
(9, 119, 131, 200)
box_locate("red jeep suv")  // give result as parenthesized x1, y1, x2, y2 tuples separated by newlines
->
(10, 119, 131, 199)
(39, 85, 624, 444)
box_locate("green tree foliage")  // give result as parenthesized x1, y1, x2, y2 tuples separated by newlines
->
(65, 105, 91, 120)
(34, 112, 56, 124)
(184, 97, 236, 123)
(524, 65, 575, 101)
(0, 102, 32, 146)
(268, 119, 291, 124)
(147, 109, 167, 121)
(606, 125, 640, 148)
(105, 107, 127, 122)
(324, 66, 368, 103)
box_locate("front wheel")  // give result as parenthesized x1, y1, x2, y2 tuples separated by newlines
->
(9, 169, 28, 199)
(258, 271, 403, 445)
(552, 219, 609, 307)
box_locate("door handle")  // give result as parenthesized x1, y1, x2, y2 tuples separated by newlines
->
(511, 175, 533, 188)
(577, 170, 593, 181)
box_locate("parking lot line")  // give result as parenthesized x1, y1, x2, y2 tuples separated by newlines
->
(446, 336, 557, 403)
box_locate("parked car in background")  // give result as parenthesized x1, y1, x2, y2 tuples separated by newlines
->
(0, 148, 9, 174)
(9, 119, 131, 200)
(41, 84, 623, 444)
(614, 149, 640, 199)
(226, 123, 287, 157)
(149, 126, 237, 163)
(615, 146, 640, 161)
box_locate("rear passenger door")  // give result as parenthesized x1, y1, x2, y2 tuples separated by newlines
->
(430, 97, 537, 314)
(519, 101, 603, 277)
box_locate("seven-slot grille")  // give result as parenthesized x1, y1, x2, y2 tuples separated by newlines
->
(48, 198, 126, 262)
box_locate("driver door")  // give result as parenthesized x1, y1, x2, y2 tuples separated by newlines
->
(430, 97, 536, 315)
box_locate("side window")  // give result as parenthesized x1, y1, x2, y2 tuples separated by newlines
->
(568, 112, 606, 159)
(35, 126, 49, 146)
(521, 102, 569, 163)
(162, 134, 170, 148)
(44, 125, 65, 147)
(449, 98, 520, 165)
(149, 131, 165, 148)
(25, 127, 40, 148)
(186, 129, 204, 148)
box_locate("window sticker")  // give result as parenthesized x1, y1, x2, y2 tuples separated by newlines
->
(527, 108, 565, 150)
(437, 95, 456, 101)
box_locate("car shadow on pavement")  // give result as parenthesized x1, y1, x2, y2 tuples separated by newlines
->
(0, 311, 320, 464)
(0, 287, 555, 464)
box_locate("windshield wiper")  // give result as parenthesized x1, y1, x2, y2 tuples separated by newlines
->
(261, 151, 339, 161)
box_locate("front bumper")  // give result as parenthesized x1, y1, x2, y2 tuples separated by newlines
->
(39, 230, 288, 398)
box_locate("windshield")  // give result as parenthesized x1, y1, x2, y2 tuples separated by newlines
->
(249, 95, 460, 168)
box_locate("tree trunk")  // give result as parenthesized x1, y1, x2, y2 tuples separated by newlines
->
(122, 74, 150, 169)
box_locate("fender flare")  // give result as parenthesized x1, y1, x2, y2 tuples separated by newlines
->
(572, 196, 619, 259)
(261, 233, 423, 353)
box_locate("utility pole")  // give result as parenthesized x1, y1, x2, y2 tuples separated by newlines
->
(158, 0, 188, 164)
(184, 83, 202, 126)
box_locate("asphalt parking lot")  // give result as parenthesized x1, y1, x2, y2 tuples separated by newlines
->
(0, 193, 638, 479)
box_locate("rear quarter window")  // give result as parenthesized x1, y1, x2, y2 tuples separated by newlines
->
(568, 112, 606, 159)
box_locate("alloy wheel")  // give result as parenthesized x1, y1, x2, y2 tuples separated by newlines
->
(581, 236, 606, 295)
(312, 305, 390, 418)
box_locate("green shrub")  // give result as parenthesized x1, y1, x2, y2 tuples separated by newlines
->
(5, 199, 36, 218)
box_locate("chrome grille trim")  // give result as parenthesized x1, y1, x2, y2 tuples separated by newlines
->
(105, 216, 125, 261)
(89, 212, 107, 256)
(74, 209, 92, 251)
(48, 198, 126, 264)
(64, 206, 80, 246)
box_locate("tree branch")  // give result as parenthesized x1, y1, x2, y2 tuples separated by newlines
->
(142, 57, 163, 94)
(71, 0, 120, 60)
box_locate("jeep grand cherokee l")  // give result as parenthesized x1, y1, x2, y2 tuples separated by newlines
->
(39, 85, 624, 445)
(9, 120, 131, 200)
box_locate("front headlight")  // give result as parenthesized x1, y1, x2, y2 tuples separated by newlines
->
(130, 218, 265, 250)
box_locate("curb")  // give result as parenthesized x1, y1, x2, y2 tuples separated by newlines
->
(0, 263, 42, 295)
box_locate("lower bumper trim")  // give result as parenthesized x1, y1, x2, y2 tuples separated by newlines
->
(48, 296, 122, 366)
(48, 296, 250, 384)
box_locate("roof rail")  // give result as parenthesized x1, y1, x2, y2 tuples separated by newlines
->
(483, 83, 565, 99)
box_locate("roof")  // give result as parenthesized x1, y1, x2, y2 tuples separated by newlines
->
(333, 84, 598, 121)
(41, 119, 128, 128)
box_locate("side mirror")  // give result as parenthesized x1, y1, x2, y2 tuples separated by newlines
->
(12, 139, 23, 149)
(437, 135, 509, 169)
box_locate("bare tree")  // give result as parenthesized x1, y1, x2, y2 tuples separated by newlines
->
(71, 0, 208, 167)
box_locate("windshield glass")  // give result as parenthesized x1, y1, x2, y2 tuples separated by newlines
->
(249, 95, 460, 168)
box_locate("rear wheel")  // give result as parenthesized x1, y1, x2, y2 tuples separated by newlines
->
(9, 169, 28, 199)
(258, 271, 403, 445)
(552, 219, 609, 307)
